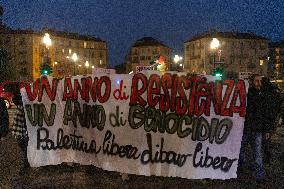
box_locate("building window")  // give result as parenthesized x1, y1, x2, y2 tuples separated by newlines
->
(20, 67, 28, 76)
(62, 49, 65, 53)
(147, 56, 151, 60)
(19, 37, 26, 46)
(260, 42, 266, 50)
(196, 41, 200, 48)
(19, 50, 27, 55)
(186, 45, 189, 51)
(55, 48, 60, 55)
(59, 40, 63, 46)
(133, 57, 138, 62)
(231, 42, 235, 50)
(91, 42, 95, 49)
(99, 52, 103, 58)
(84, 41, 87, 48)
(5, 37, 11, 44)
(19, 60, 27, 65)
(152, 48, 158, 54)
(259, 59, 264, 66)
(140, 56, 145, 60)
(91, 52, 95, 58)
(68, 41, 72, 47)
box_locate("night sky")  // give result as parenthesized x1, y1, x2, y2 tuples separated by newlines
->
(1, 0, 284, 67)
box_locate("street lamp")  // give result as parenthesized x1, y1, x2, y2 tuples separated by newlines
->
(85, 60, 89, 74)
(43, 33, 52, 48)
(72, 52, 78, 75)
(210, 38, 220, 68)
(173, 55, 183, 71)
(41, 33, 52, 75)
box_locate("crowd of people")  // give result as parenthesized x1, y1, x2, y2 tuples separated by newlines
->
(0, 74, 283, 182)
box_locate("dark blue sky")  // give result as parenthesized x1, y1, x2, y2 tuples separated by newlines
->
(1, 0, 284, 67)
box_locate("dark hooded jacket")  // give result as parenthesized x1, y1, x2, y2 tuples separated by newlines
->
(261, 77, 282, 132)
(244, 87, 268, 133)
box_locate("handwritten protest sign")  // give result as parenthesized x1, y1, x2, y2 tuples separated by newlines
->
(21, 73, 247, 179)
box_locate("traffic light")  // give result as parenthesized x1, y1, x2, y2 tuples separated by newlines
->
(212, 67, 223, 77)
(40, 56, 52, 75)
(40, 63, 52, 75)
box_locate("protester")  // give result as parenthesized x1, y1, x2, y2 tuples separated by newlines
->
(11, 93, 30, 169)
(238, 74, 269, 182)
(0, 97, 9, 140)
(261, 77, 282, 165)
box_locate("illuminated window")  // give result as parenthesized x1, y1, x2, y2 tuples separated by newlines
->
(84, 41, 87, 48)
(91, 42, 95, 49)
(259, 59, 264, 66)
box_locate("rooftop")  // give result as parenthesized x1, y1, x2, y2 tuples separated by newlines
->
(132, 37, 168, 47)
(185, 31, 268, 43)
(0, 27, 105, 42)
(269, 41, 284, 48)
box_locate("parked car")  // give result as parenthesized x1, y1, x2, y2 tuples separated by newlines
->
(0, 81, 26, 108)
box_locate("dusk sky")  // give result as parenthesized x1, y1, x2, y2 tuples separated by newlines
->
(1, 0, 284, 67)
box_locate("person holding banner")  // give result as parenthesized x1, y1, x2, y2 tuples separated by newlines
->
(238, 74, 268, 182)
(11, 93, 30, 170)
(0, 97, 9, 140)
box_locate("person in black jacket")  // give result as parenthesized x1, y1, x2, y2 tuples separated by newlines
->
(238, 74, 268, 182)
(261, 77, 282, 165)
(0, 97, 9, 140)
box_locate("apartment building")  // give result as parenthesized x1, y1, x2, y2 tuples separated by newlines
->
(125, 37, 171, 73)
(184, 31, 269, 78)
(0, 28, 108, 80)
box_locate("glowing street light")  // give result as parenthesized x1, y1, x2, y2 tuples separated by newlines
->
(210, 38, 221, 69)
(43, 33, 52, 47)
(40, 33, 52, 75)
(72, 53, 78, 62)
(210, 38, 220, 50)
(85, 61, 90, 74)
(71, 52, 78, 75)
(174, 55, 183, 64)
(85, 61, 89, 68)
(172, 55, 183, 71)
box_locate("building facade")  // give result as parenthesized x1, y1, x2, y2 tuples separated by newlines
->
(0, 28, 108, 81)
(125, 37, 171, 73)
(184, 31, 269, 78)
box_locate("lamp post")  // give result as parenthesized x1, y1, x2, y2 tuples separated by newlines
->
(210, 38, 220, 68)
(71, 52, 78, 75)
(41, 33, 52, 75)
(85, 60, 89, 74)
(173, 55, 183, 71)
